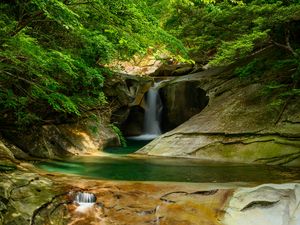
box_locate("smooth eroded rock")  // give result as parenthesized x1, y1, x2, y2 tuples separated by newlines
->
(138, 66, 300, 165)
(223, 183, 300, 225)
(3, 116, 120, 159)
(160, 80, 209, 131)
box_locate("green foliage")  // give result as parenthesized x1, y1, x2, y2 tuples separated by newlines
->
(209, 31, 269, 66)
(272, 59, 299, 71)
(1, 0, 300, 130)
(234, 58, 266, 78)
(263, 81, 299, 113)
(110, 124, 127, 147)
(0, 0, 185, 128)
(155, 0, 300, 66)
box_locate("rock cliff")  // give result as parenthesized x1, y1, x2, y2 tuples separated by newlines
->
(138, 66, 300, 166)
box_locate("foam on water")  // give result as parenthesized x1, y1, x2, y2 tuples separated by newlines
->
(127, 134, 159, 141)
(74, 192, 96, 212)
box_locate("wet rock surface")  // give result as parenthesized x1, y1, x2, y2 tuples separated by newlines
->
(0, 166, 233, 225)
(1, 165, 299, 225)
(65, 181, 232, 225)
(105, 74, 153, 136)
(121, 106, 145, 136)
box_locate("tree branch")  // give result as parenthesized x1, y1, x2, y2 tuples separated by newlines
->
(274, 82, 297, 125)
(10, 11, 44, 37)
(66, 1, 95, 6)
(272, 27, 299, 58)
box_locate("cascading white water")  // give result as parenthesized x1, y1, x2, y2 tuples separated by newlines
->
(144, 82, 162, 135)
(129, 82, 162, 141)
(74, 192, 96, 212)
(75, 192, 96, 203)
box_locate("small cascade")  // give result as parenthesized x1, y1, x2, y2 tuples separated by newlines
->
(74, 192, 96, 212)
(144, 82, 162, 136)
(129, 82, 162, 141)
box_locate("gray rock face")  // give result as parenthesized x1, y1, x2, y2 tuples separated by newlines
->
(152, 63, 194, 77)
(224, 183, 300, 225)
(160, 80, 209, 131)
(138, 67, 300, 165)
(105, 74, 152, 117)
(106, 74, 153, 136)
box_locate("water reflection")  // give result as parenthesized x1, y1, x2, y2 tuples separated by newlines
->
(36, 156, 300, 183)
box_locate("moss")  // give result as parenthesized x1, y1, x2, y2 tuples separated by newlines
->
(0, 163, 16, 172)
(196, 137, 300, 166)
(110, 124, 127, 147)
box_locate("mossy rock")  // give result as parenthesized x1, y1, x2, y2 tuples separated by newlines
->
(0, 163, 16, 172)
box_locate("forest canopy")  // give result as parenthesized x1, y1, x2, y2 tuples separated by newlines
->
(0, 0, 186, 128)
(0, 0, 300, 129)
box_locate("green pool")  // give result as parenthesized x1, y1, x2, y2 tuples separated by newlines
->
(36, 156, 300, 183)
(35, 139, 300, 183)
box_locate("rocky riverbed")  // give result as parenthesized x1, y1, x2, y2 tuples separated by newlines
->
(0, 161, 299, 225)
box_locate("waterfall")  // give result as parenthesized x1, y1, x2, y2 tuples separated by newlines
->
(75, 192, 96, 203)
(144, 82, 162, 136)
(129, 82, 162, 141)
(74, 192, 96, 212)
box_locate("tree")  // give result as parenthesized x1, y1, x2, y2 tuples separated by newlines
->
(0, 0, 185, 128)
(156, 0, 300, 66)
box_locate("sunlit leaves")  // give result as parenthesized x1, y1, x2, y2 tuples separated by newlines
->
(1, 0, 188, 128)
(209, 31, 269, 66)
(158, 0, 300, 65)
(32, 0, 81, 29)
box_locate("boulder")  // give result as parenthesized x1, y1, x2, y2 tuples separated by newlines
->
(105, 73, 152, 126)
(3, 115, 120, 159)
(107, 74, 154, 136)
(152, 63, 194, 77)
(223, 183, 300, 225)
(138, 66, 300, 166)
(0, 139, 17, 171)
(0, 171, 69, 225)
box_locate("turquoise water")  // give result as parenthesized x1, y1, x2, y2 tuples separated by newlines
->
(36, 139, 300, 183)
(36, 155, 300, 183)
(104, 139, 150, 154)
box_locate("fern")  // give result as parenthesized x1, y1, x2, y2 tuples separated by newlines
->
(110, 124, 127, 147)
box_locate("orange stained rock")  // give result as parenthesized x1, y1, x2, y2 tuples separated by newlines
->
(64, 180, 233, 225)
(157, 190, 232, 225)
